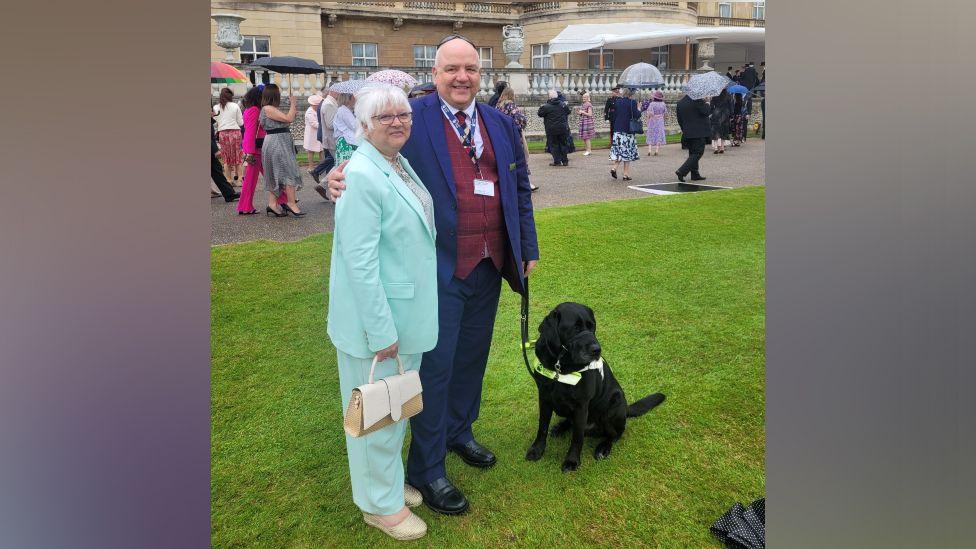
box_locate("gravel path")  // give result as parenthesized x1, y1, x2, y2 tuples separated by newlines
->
(211, 140, 764, 246)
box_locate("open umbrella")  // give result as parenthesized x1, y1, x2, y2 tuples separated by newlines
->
(682, 71, 731, 100)
(249, 55, 324, 90)
(367, 69, 419, 89)
(249, 56, 324, 74)
(210, 62, 248, 84)
(727, 84, 749, 95)
(329, 79, 369, 94)
(752, 82, 766, 95)
(617, 62, 664, 89)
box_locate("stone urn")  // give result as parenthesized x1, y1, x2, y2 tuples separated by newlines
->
(212, 13, 246, 63)
(696, 36, 718, 71)
(502, 24, 525, 68)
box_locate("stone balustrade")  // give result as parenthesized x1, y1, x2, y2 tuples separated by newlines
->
(211, 66, 701, 99)
(211, 66, 764, 143)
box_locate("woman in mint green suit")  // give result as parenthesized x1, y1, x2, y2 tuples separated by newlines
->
(327, 84, 437, 541)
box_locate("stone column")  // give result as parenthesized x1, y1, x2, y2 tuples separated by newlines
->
(212, 13, 246, 63)
(696, 36, 718, 71)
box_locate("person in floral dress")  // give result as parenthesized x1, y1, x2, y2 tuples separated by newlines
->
(495, 86, 538, 191)
(576, 91, 595, 155)
(640, 90, 667, 156)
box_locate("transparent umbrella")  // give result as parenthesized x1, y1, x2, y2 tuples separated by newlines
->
(617, 62, 664, 89)
(681, 71, 731, 100)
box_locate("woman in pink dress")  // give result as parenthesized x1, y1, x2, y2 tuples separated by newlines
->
(576, 91, 595, 155)
(238, 85, 286, 215)
(640, 90, 667, 156)
(303, 93, 323, 169)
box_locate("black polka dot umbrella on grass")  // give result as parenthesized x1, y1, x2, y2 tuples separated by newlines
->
(710, 497, 765, 549)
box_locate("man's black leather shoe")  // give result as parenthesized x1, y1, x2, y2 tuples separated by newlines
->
(675, 171, 686, 182)
(412, 477, 469, 515)
(449, 439, 497, 468)
(690, 174, 707, 181)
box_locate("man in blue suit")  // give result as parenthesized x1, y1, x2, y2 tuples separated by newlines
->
(327, 36, 539, 515)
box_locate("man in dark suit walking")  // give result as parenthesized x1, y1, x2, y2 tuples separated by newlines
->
(675, 94, 711, 182)
(604, 85, 620, 122)
(326, 36, 539, 516)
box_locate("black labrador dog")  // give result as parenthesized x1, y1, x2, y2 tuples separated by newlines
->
(525, 302, 665, 472)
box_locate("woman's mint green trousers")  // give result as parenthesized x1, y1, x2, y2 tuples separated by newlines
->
(337, 350, 421, 515)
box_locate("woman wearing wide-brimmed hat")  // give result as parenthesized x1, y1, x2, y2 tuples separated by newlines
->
(303, 93, 324, 169)
(640, 90, 667, 156)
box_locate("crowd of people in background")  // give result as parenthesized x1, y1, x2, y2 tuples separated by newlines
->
(211, 59, 764, 214)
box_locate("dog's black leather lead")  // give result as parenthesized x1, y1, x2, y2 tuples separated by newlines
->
(520, 277, 533, 377)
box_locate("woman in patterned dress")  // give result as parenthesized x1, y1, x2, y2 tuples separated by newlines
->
(709, 89, 732, 154)
(576, 91, 595, 156)
(640, 89, 667, 156)
(495, 86, 538, 191)
(332, 93, 360, 164)
(259, 84, 305, 218)
(212, 87, 244, 184)
(609, 88, 640, 181)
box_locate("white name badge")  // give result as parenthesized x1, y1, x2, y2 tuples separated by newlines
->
(473, 178, 495, 197)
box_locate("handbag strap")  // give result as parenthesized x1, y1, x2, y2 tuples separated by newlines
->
(369, 354, 404, 384)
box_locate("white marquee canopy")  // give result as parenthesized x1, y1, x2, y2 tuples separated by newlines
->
(547, 22, 765, 54)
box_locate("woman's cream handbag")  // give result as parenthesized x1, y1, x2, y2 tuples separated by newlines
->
(343, 355, 423, 437)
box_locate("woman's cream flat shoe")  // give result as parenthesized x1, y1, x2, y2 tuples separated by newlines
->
(363, 510, 427, 541)
(404, 483, 423, 508)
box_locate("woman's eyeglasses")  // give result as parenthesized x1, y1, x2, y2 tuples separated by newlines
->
(372, 112, 413, 125)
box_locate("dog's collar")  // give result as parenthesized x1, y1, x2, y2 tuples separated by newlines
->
(524, 340, 605, 385)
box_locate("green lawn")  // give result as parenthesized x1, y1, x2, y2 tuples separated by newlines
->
(211, 187, 766, 547)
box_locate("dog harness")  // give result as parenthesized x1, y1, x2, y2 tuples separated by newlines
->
(523, 340, 605, 385)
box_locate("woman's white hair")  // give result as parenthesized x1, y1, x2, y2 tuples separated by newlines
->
(547, 89, 558, 99)
(353, 83, 411, 140)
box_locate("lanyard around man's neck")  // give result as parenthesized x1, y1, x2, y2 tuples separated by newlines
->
(439, 99, 482, 175)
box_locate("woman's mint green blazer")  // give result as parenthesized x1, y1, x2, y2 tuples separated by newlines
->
(327, 139, 438, 359)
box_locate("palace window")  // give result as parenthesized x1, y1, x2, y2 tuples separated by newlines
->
(240, 36, 270, 64)
(650, 46, 669, 69)
(753, 1, 765, 20)
(531, 43, 552, 69)
(478, 47, 493, 68)
(413, 45, 437, 67)
(719, 2, 732, 18)
(588, 49, 614, 69)
(352, 43, 378, 66)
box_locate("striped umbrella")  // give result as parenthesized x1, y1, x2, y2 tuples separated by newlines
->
(210, 62, 248, 84)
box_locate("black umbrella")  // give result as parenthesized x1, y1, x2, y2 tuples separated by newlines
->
(710, 498, 765, 549)
(248, 56, 324, 92)
(249, 56, 324, 74)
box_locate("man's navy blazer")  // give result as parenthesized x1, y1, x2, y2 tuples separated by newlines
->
(399, 92, 539, 295)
